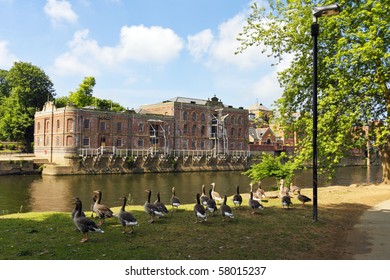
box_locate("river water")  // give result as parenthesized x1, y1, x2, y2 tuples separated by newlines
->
(0, 165, 382, 214)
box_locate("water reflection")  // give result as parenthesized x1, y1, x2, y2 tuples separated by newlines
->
(0, 165, 382, 214)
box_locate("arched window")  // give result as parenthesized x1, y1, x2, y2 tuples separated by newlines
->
(201, 113, 206, 122)
(183, 111, 188, 120)
(192, 112, 197, 121)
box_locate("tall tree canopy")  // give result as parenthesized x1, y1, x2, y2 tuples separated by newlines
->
(0, 62, 55, 146)
(238, 0, 390, 182)
(55, 76, 125, 112)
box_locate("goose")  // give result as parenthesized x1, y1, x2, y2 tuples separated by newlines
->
(220, 195, 234, 221)
(90, 195, 97, 218)
(232, 185, 242, 207)
(170, 187, 180, 210)
(250, 183, 261, 201)
(282, 194, 293, 209)
(206, 188, 218, 216)
(279, 179, 288, 198)
(193, 193, 207, 223)
(289, 183, 300, 194)
(200, 184, 210, 206)
(144, 189, 163, 223)
(211, 182, 223, 204)
(154, 192, 169, 216)
(93, 190, 115, 225)
(249, 191, 264, 214)
(256, 181, 266, 199)
(118, 196, 138, 233)
(297, 190, 311, 206)
(71, 197, 85, 220)
(73, 198, 104, 243)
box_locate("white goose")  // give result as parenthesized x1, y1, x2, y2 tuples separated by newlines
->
(210, 182, 223, 204)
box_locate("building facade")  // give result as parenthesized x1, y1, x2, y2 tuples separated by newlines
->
(34, 95, 249, 164)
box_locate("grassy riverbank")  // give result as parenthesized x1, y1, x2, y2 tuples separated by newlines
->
(1, 183, 390, 260)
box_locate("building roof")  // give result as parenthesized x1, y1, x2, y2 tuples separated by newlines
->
(247, 102, 272, 112)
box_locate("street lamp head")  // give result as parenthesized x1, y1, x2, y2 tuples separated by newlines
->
(312, 3, 340, 18)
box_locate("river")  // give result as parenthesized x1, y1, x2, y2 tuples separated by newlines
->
(0, 165, 382, 214)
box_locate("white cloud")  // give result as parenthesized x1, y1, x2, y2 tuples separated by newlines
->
(187, 29, 213, 61)
(188, 12, 274, 71)
(117, 25, 184, 63)
(52, 26, 184, 77)
(44, 0, 78, 27)
(0, 40, 18, 68)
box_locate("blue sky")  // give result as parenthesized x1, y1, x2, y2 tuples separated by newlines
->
(0, 0, 290, 110)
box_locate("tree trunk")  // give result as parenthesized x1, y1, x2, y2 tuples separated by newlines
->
(380, 144, 390, 184)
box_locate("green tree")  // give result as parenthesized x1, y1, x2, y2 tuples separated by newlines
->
(0, 62, 55, 146)
(68, 76, 95, 107)
(244, 152, 296, 186)
(0, 69, 10, 98)
(237, 0, 390, 182)
(6, 62, 55, 111)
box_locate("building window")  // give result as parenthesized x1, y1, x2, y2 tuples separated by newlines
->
(231, 116, 235, 125)
(84, 119, 90, 129)
(46, 120, 50, 132)
(231, 128, 235, 137)
(183, 124, 188, 134)
(238, 142, 243, 150)
(138, 123, 144, 132)
(117, 122, 122, 132)
(237, 116, 242, 125)
(83, 137, 90, 146)
(37, 122, 41, 132)
(66, 136, 74, 146)
(67, 118, 74, 132)
(183, 111, 188, 120)
(138, 138, 144, 147)
(201, 125, 205, 136)
(116, 138, 123, 147)
(183, 140, 188, 149)
(230, 142, 235, 150)
(192, 125, 196, 135)
(200, 140, 205, 149)
(192, 140, 196, 149)
(100, 122, 106, 131)
(56, 136, 60, 146)
(238, 128, 242, 137)
(56, 119, 60, 130)
(201, 113, 205, 122)
(192, 112, 197, 121)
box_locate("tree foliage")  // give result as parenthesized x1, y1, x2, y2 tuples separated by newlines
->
(244, 152, 297, 185)
(56, 76, 125, 112)
(0, 62, 55, 145)
(238, 0, 390, 181)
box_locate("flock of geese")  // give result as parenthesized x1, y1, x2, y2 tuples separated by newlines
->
(71, 181, 311, 243)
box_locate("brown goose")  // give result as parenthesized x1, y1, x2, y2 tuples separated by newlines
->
(73, 198, 104, 243)
(154, 192, 169, 216)
(211, 182, 223, 204)
(250, 183, 261, 201)
(200, 184, 210, 206)
(249, 191, 264, 214)
(170, 187, 180, 210)
(93, 190, 115, 225)
(282, 193, 293, 209)
(193, 193, 207, 223)
(256, 181, 266, 199)
(71, 197, 85, 220)
(289, 183, 300, 194)
(220, 195, 234, 221)
(206, 188, 217, 216)
(118, 196, 138, 233)
(144, 189, 163, 223)
(297, 190, 311, 206)
(232, 185, 242, 207)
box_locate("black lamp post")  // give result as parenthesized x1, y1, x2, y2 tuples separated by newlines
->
(311, 3, 340, 222)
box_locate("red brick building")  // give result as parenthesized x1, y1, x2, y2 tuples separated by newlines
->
(34, 95, 249, 163)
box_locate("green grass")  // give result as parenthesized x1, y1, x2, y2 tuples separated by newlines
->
(0, 193, 337, 260)
(4, 183, 390, 260)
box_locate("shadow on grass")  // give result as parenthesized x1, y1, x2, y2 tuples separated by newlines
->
(0, 201, 377, 260)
